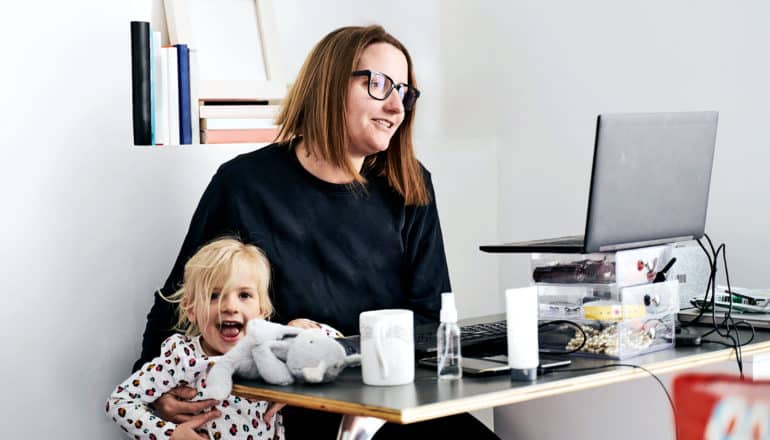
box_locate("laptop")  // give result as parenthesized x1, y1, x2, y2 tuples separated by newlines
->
(480, 111, 719, 254)
(678, 308, 770, 331)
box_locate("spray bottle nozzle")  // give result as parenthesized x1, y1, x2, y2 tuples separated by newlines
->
(440, 292, 458, 323)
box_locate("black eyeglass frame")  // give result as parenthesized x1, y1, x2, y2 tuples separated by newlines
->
(351, 69, 421, 111)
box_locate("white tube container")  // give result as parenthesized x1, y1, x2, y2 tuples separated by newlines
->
(505, 287, 539, 381)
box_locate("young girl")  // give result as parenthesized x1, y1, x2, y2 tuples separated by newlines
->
(106, 237, 285, 439)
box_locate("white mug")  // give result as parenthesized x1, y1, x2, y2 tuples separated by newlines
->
(359, 309, 414, 386)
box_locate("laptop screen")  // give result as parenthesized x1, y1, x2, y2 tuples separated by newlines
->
(584, 111, 719, 252)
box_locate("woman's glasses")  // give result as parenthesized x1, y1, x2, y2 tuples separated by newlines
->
(351, 69, 421, 111)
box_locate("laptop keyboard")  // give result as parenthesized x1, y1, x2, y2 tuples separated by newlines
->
(460, 320, 507, 345)
(415, 319, 508, 354)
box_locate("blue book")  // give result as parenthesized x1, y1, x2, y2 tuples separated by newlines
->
(175, 44, 192, 145)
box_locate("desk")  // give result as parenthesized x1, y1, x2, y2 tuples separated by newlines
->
(232, 324, 770, 439)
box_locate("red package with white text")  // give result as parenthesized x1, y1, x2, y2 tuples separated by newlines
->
(672, 373, 770, 440)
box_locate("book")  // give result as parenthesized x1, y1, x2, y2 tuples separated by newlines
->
(199, 104, 280, 119)
(152, 31, 169, 145)
(175, 44, 192, 145)
(130, 21, 152, 145)
(155, 43, 170, 145)
(200, 128, 279, 144)
(200, 118, 278, 130)
(189, 49, 200, 144)
(164, 46, 180, 145)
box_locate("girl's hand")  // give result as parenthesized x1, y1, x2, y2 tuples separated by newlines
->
(287, 318, 321, 329)
(170, 409, 221, 439)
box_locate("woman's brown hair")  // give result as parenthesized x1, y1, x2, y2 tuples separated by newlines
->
(275, 25, 429, 205)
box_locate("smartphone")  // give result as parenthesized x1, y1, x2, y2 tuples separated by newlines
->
(483, 354, 572, 372)
(418, 355, 571, 376)
(419, 356, 510, 375)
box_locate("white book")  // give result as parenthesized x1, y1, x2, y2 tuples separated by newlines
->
(199, 104, 280, 119)
(154, 34, 169, 145)
(189, 49, 200, 144)
(165, 46, 180, 145)
(200, 118, 278, 130)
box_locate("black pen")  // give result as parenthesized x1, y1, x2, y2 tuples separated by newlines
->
(653, 257, 677, 283)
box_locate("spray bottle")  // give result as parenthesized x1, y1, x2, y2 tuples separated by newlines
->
(437, 292, 462, 379)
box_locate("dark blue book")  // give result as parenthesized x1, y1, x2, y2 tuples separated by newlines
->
(175, 44, 192, 145)
(130, 21, 151, 145)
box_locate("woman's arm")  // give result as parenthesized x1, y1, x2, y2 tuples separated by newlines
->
(287, 318, 344, 338)
(403, 170, 452, 325)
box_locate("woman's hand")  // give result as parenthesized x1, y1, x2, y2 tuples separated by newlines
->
(287, 318, 321, 329)
(151, 386, 218, 423)
(170, 409, 221, 440)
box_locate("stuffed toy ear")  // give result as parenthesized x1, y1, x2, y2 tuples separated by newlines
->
(270, 339, 292, 362)
(253, 341, 294, 385)
(286, 330, 355, 383)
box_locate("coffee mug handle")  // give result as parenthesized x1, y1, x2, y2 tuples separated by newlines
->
(374, 321, 389, 380)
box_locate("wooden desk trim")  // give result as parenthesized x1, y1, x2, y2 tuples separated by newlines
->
(233, 385, 404, 422)
(233, 339, 770, 424)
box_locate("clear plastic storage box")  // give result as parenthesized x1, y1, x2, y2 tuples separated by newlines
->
(537, 278, 679, 360)
(530, 245, 674, 287)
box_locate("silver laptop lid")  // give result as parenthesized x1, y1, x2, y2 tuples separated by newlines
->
(584, 111, 719, 252)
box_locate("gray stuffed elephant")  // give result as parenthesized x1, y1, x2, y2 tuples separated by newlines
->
(204, 319, 360, 400)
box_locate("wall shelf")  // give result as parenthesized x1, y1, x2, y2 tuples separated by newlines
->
(132, 143, 272, 149)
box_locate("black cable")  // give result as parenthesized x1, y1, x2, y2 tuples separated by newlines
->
(719, 241, 747, 376)
(687, 240, 714, 317)
(543, 362, 679, 440)
(644, 317, 674, 333)
(708, 239, 744, 377)
(709, 243, 743, 376)
(538, 320, 587, 354)
(734, 320, 756, 345)
(702, 320, 756, 347)
(686, 234, 752, 379)
(679, 238, 716, 328)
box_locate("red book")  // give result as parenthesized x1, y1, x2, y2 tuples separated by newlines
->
(200, 128, 279, 144)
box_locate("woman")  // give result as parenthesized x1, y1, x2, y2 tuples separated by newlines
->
(137, 25, 498, 439)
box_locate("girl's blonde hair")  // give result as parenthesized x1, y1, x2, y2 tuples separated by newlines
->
(275, 24, 429, 206)
(161, 237, 273, 336)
